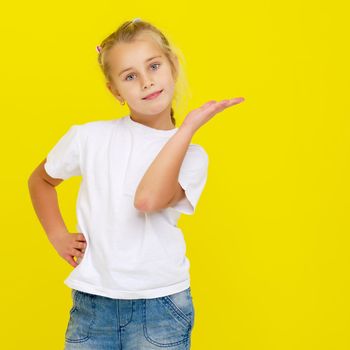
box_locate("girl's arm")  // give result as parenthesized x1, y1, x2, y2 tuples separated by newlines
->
(28, 159, 68, 237)
(134, 98, 245, 213)
(134, 124, 194, 213)
(28, 159, 87, 267)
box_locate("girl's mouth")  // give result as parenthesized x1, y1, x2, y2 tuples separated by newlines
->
(142, 89, 163, 100)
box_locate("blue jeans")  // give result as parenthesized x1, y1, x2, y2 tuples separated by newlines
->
(64, 287, 195, 349)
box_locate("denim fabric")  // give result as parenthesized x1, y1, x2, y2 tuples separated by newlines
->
(64, 287, 195, 349)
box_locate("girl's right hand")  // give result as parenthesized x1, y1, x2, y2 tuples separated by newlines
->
(49, 231, 87, 268)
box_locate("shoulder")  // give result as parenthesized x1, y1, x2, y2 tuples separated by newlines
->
(189, 144, 208, 160)
(78, 119, 116, 133)
(185, 143, 209, 168)
(73, 119, 119, 141)
(189, 143, 208, 155)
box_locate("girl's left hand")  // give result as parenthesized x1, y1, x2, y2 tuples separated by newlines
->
(182, 97, 245, 133)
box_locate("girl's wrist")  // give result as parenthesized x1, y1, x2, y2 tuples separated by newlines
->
(178, 121, 197, 137)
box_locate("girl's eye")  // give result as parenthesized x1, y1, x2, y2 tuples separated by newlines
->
(125, 63, 161, 81)
(150, 63, 161, 70)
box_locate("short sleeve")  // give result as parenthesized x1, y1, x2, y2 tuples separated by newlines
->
(44, 125, 81, 180)
(170, 145, 209, 215)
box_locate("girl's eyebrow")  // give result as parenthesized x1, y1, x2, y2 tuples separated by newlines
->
(118, 55, 162, 76)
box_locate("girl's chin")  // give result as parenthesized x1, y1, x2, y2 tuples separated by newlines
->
(135, 101, 170, 113)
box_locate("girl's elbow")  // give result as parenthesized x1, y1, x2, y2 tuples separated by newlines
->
(134, 196, 151, 213)
(134, 195, 163, 213)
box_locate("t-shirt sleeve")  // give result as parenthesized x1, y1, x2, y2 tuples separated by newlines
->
(44, 125, 82, 180)
(169, 144, 209, 215)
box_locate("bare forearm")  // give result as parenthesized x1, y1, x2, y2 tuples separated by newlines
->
(134, 123, 195, 211)
(28, 177, 68, 240)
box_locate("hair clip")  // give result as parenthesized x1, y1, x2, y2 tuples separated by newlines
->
(132, 17, 141, 23)
(96, 45, 102, 53)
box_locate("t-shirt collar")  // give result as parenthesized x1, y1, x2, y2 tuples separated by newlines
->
(124, 115, 179, 137)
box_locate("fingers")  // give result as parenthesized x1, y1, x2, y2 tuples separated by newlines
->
(200, 100, 217, 109)
(202, 100, 228, 115)
(73, 241, 87, 249)
(217, 97, 245, 107)
(75, 233, 86, 242)
(197, 97, 244, 118)
(205, 97, 245, 113)
(62, 233, 87, 268)
(74, 241, 87, 252)
(72, 234, 87, 261)
(67, 247, 84, 268)
(73, 248, 84, 257)
(224, 97, 245, 106)
(67, 256, 78, 268)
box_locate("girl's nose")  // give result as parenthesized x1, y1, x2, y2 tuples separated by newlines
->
(142, 77, 155, 90)
(143, 83, 154, 91)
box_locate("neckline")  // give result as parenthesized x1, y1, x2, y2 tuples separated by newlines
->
(124, 115, 179, 137)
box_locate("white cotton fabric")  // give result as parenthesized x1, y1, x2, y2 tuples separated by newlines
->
(44, 115, 209, 299)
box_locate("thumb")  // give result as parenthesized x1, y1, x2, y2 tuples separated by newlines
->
(67, 256, 78, 268)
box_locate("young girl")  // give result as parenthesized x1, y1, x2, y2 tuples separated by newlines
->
(28, 18, 244, 350)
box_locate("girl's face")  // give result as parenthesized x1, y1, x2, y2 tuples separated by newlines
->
(106, 36, 178, 119)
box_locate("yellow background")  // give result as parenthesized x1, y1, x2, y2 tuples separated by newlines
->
(2, 0, 349, 349)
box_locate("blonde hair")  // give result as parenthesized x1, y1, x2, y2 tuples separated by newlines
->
(97, 19, 191, 127)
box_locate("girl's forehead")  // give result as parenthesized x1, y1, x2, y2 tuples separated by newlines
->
(112, 37, 162, 59)
(109, 40, 164, 70)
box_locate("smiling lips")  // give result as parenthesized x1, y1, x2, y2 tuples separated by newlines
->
(142, 89, 163, 100)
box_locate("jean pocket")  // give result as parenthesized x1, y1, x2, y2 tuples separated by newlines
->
(65, 290, 96, 343)
(143, 288, 193, 347)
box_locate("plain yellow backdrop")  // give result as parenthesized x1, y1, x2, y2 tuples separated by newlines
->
(1, 0, 349, 349)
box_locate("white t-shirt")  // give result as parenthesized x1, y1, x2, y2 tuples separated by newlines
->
(44, 115, 209, 299)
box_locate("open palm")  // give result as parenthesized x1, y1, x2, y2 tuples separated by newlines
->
(182, 97, 245, 133)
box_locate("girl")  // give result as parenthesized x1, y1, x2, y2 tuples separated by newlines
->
(28, 18, 244, 350)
